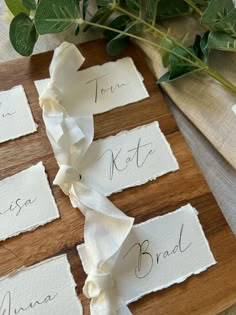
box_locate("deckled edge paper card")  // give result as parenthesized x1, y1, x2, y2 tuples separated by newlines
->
(78, 204, 216, 306)
(34, 57, 149, 115)
(0, 254, 83, 315)
(0, 85, 37, 143)
(79, 121, 179, 196)
(0, 162, 60, 241)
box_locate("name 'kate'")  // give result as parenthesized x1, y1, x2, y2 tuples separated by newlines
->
(97, 137, 156, 180)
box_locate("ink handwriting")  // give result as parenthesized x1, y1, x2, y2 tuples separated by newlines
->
(0, 197, 37, 217)
(97, 137, 156, 180)
(86, 74, 129, 103)
(123, 224, 192, 279)
(0, 102, 16, 119)
(0, 291, 58, 315)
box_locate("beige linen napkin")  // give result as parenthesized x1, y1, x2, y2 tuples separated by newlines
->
(135, 16, 236, 170)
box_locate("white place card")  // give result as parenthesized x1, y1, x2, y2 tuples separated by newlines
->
(0, 85, 37, 143)
(0, 162, 60, 240)
(79, 121, 179, 196)
(0, 255, 83, 315)
(78, 204, 216, 305)
(35, 57, 149, 115)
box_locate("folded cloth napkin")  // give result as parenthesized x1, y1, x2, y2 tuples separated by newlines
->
(135, 16, 236, 170)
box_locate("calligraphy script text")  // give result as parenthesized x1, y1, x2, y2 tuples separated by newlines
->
(86, 74, 129, 103)
(0, 102, 16, 118)
(0, 197, 37, 217)
(97, 137, 156, 180)
(123, 224, 192, 279)
(0, 291, 58, 315)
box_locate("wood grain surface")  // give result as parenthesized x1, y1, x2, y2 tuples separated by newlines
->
(0, 39, 236, 315)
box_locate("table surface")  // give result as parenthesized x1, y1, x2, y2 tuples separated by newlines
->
(0, 39, 236, 315)
(1, 4, 236, 239)
(0, 2, 236, 314)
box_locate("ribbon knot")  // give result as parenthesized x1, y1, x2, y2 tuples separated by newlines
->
(83, 273, 115, 299)
(53, 164, 81, 195)
(39, 82, 64, 112)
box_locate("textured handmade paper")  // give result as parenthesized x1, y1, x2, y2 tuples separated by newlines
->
(0, 255, 83, 315)
(0, 85, 37, 143)
(79, 121, 179, 196)
(78, 204, 216, 305)
(35, 57, 149, 115)
(0, 162, 60, 240)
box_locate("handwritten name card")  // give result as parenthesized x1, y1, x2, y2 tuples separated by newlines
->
(0, 255, 83, 315)
(79, 121, 179, 196)
(34, 57, 149, 115)
(78, 204, 216, 305)
(0, 162, 59, 240)
(0, 85, 37, 143)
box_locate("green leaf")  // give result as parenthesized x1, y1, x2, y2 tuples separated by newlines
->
(200, 31, 210, 57)
(156, 0, 192, 20)
(158, 47, 203, 83)
(192, 0, 209, 5)
(126, 21, 143, 34)
(35, 0, 79, 35)
(214, 8, 236, 37)
(107, 35, 129, 56)
(193, 34, 202, 55)
(96, 0, 112, 7)
(10, 13, 37, 56)
(5, 0, 30, 16)
(145, 0, 159, 24)
(201, 0, 234, 27)
(192, 31, 209, 62)
(208, 31, 236, 51)
(160, 37, 176, 67)
(83, 0, 90, 18)
(74, 0, 82, 9)
(22, 0, 36, 10)
(104, 15, 131, 40)
(200, 31, 209, 60)
(106, 21, 141, 56)
(125, 0, 140, 11)
(83, 7, 112, 31)
(201, 0, 236, 37)
(160, 31, 189, 67)
(74, 24, 80, 35)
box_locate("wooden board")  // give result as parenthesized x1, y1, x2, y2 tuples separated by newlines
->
(0, 39, 236, 315)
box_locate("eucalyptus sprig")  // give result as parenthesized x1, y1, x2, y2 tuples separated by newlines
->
(5, 0, 236, 95)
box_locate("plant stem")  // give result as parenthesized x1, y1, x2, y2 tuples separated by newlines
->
(113, 4, 203, 65)
(83, 20, 203, 69)
(83, 19, 236, 95)
(183, 0, 204, 16)
(152, 3, 158, 26)
(79, 1, 236, 96)
(183, 0, 213, 32)
(184, 0, 214, 31)
(206, 67, 236, 94)
(113, 4, 227, 87)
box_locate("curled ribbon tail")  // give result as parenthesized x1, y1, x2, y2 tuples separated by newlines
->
(39, 42, 134, 315)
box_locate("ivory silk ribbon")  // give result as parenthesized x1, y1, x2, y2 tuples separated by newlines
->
(39, 42, 134, 315)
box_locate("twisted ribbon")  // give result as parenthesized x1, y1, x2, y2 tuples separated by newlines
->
(39, 42, 134, 315)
